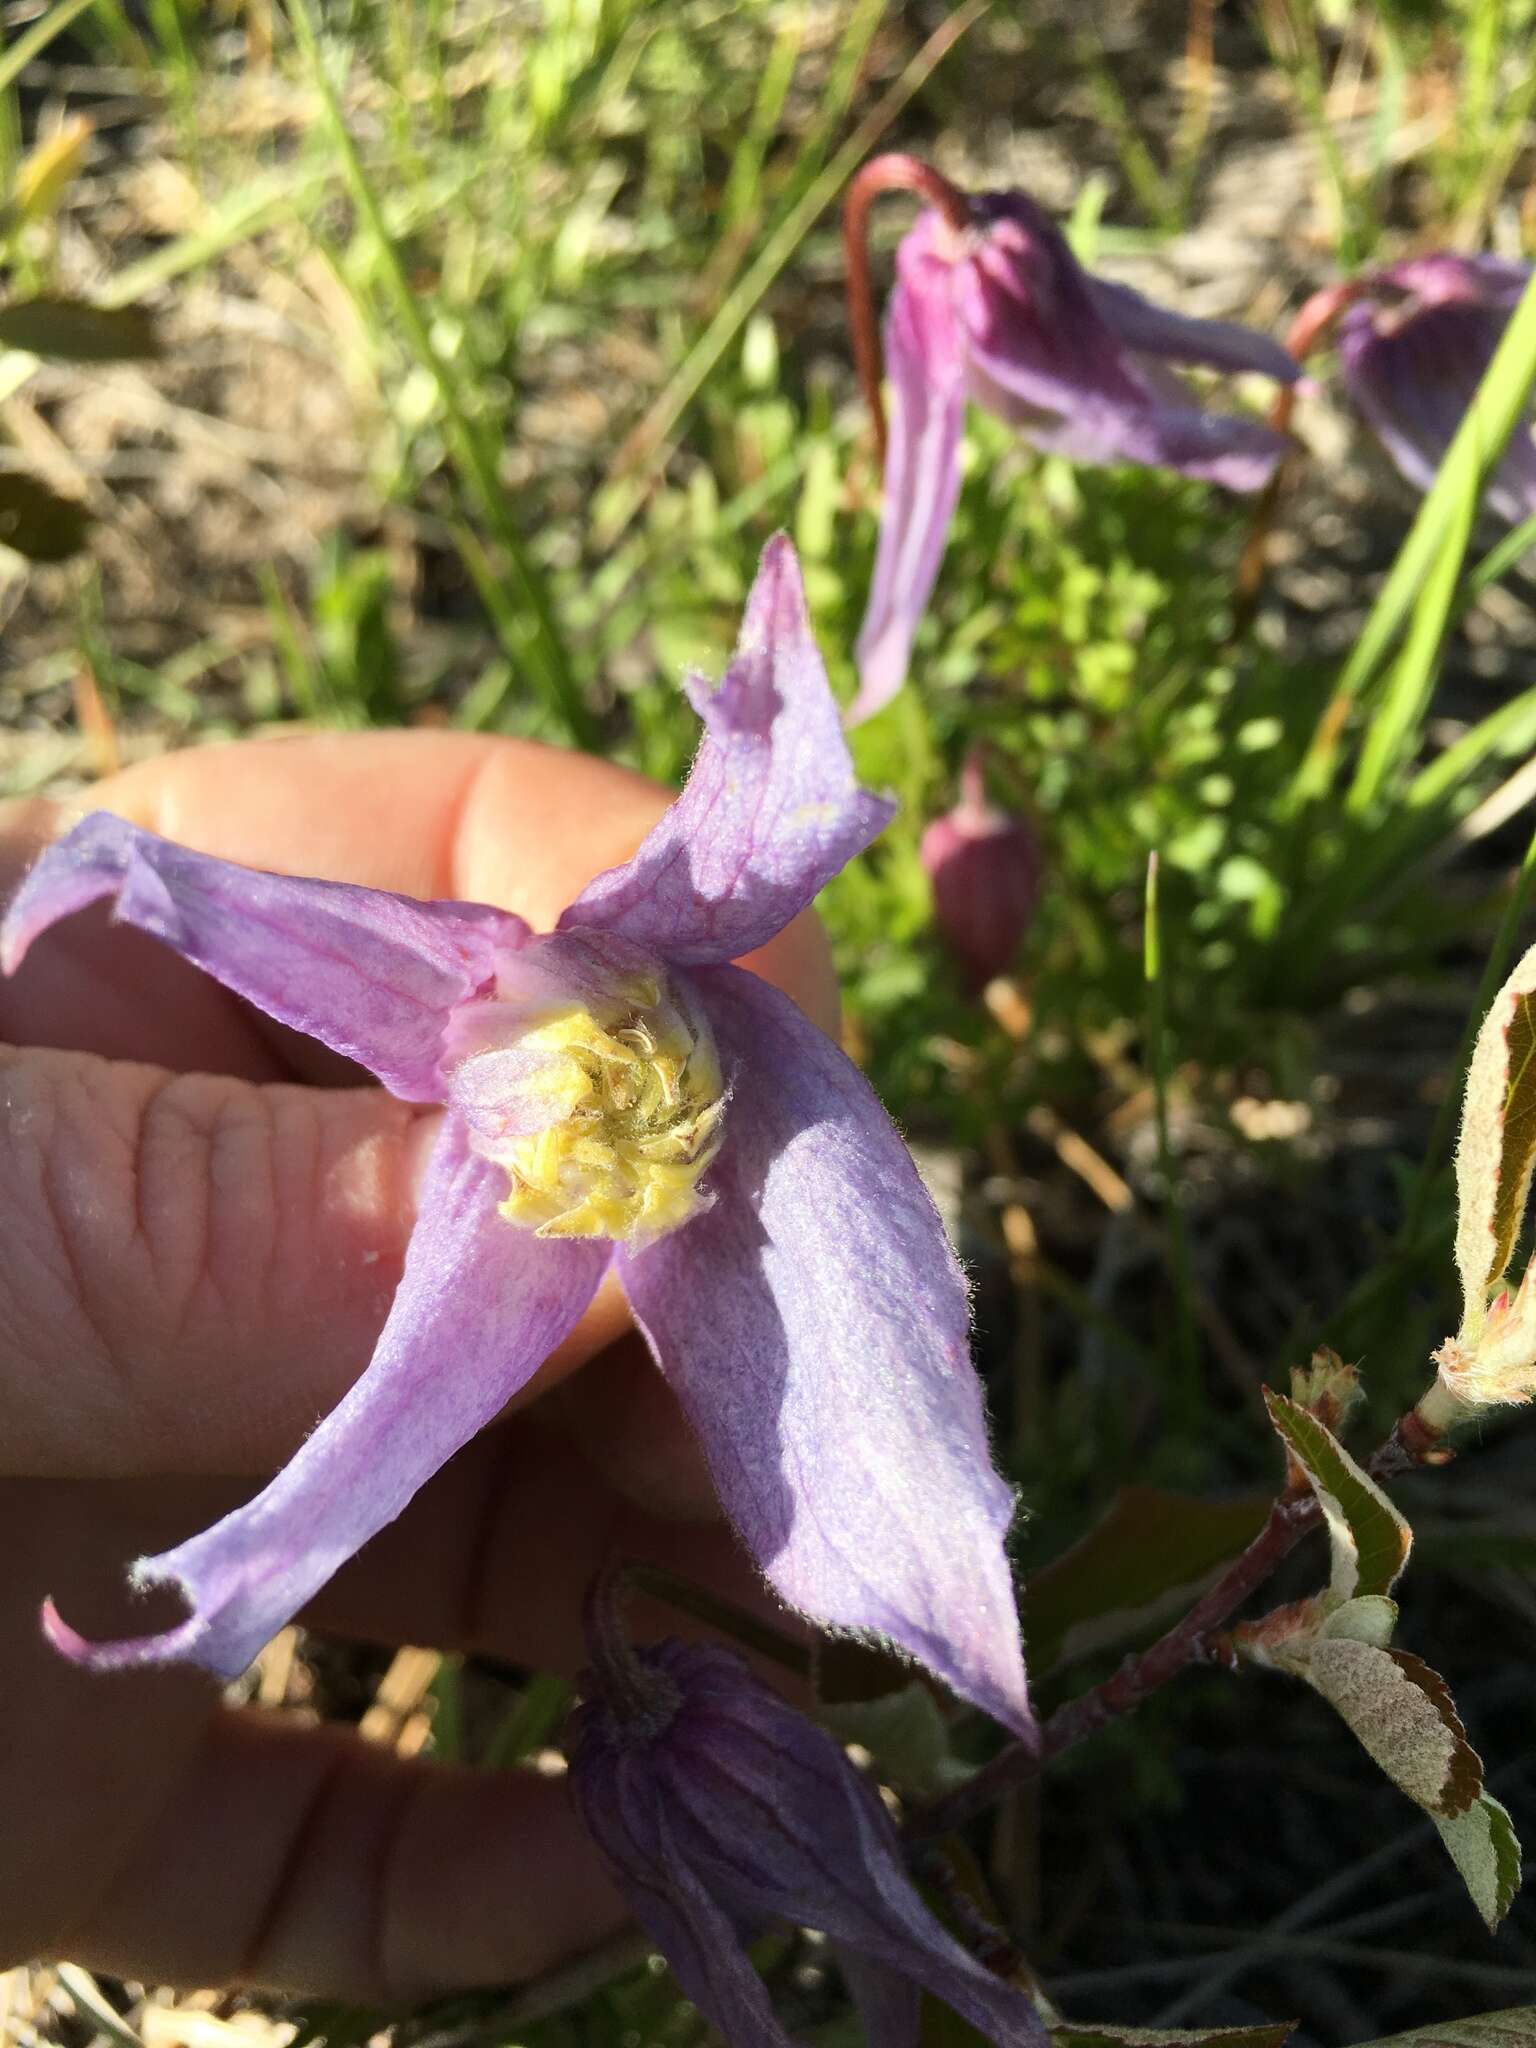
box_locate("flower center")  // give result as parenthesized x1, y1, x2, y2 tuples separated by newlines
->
(486, 979, 725, 1245)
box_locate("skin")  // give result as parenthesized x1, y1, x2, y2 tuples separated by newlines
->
(0, 729, 838, 2002)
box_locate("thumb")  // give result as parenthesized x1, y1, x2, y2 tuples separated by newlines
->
(0, 1046, 627, 1478)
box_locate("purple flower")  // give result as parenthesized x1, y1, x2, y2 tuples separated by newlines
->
(568, 1628, 1048, 2048)
(920, 750, 1043, 990)
(0, 538, 1033, 1739)
(846, 171, 1298, 722)
(1335, 253, 1536, 524)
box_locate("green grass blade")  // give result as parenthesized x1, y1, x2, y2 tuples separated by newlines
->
(287, 0, 597, 749)
(1290, 266, 1536, 811)
(1145, 853, 1200, 1411)
(0, 0, 99, 97)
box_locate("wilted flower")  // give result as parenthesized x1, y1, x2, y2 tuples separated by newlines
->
(1336, 254, 1536, 522)
(920, 750, 1042, 989)
(568, 1619, 1048, 2048)
(843, 157, 1299, 720)
(1, 539, 1033, 1736)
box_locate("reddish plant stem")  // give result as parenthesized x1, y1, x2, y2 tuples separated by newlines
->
(842, 153, 973, 471)
(907, 1407, 1452, 1842)
(1233, 277, 1366, 632)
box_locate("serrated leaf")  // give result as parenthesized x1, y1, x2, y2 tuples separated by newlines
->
(1306, 1638, 1483, 1817)
(0, 472, 90, 560)
(1354, 2000, 1536, 2048)
(1024, 1487, 1271, 1672)
(1455, 940, 1536, 1331)
(1263, 1390, 1411, 1601)
(1435, 1797, 1525, 1935)
(1051, 2026, 1294, 2048)
(0, 297, 159, 361)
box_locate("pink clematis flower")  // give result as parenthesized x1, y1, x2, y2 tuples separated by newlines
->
(843, 160, 1300, 722)
(0, 538, 1033, 1739)
(569, 1621, 1049, 2048)
(1334, 253, 1536, 524)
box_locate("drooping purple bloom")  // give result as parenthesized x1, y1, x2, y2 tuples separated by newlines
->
(1335, 253, 1536, 524)
(1, 538, 1034, 1740)
(849, 180, 1298, 722)
(568, 1627, 1049, 2048)
(920, 749, 1043, 990)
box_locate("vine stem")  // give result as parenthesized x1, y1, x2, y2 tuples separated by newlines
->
(842, 153, 973, 470)
(907, 1404, 1450, 1841)
(1232, 278, 1366, 631)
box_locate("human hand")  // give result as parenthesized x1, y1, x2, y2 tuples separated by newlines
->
(0, 729, 835, 2000)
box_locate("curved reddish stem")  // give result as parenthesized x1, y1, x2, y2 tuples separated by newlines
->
(842, 153, 973, 473)
(1234, 277, 1368, 628)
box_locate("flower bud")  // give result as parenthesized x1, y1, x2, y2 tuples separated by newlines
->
(1336, 254, 1536, 524)
(568, 1608, 1046, 2048)
(920, 753, 1043, 989)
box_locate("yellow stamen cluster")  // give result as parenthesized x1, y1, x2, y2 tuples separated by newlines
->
(496, 987, 725, 1245)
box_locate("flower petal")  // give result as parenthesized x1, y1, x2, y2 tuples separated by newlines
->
(44, 1117, 609, 1677)
(1, 812, 528, 1101)
(850, 227, 968, 724)
(572, 1746, 794, 2048)
(560, 537, 892, 966)
(1085, 274, 1301, 383)
(617, 966, 1034, 1737)
(957, 195, 1287, 491)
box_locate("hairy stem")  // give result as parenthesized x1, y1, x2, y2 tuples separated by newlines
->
(908, 1403, 1451, 1840)
(1233, 277, 1365, 630)
(842, 152, 972, 470)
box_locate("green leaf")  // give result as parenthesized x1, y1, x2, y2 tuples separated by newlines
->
(1318, 1594, 1398, 1646)
(1024, 1486, 1271, 1672)
(1353, 1999, 1536, 2048)
(0, 298, 159, 361)
(1305, 1639, 1483, 1818)
(818, 1681, 973, 1800)
(1434, 1798, 1525, 1935)
(1453, 938, 1536, 1329)
(1263, 1390, 1411, 1601)
(0, 473, 90, 561)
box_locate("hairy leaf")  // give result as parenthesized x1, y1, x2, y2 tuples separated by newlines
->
(1307, 1639, 1482, 1818)
(1318, 1594, 1398, 1647)
(1354, 2001, 1536, 2048)
(1025, 1486, 1270, 1672)
(1052, 2025, 1294, 2048)
(1455, 938, 1536, 1331)
(1263, 1391, 1411, 1601)
(0, 472, 90, 561)
(0, 297, 159, 361)
(1434, 1798, 1525, 1935)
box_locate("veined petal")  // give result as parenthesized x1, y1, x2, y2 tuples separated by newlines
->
(616, 966, 1033, 1737)
(1, 813, 528, 1102)
(956, 195, 1287, 492)
(1086, 274, 1301, 383)
(850, 228, 968, 724)
(43, 1117, 609, 1678)
(560, 537, 892, 966)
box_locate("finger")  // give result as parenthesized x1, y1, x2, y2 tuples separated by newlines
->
(74, 1707, 623, 1999)
(0, 1045, 629, 1476)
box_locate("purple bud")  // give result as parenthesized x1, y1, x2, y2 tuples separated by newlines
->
(920, 753, 1043, 989)
(1336, 253, 1536, 524)
(568, 1617, 1047, 2048)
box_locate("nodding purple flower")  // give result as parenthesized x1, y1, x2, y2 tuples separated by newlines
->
(920, 751, 1043, 991)
(568, 1619, 1049, 2048)
(1, 538, 1034, 1740)
(843, 157, 1299, 723)
(1334, 253, 1536, 524)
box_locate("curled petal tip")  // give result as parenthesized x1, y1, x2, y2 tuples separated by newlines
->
(40, 1588, 209, 1673)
